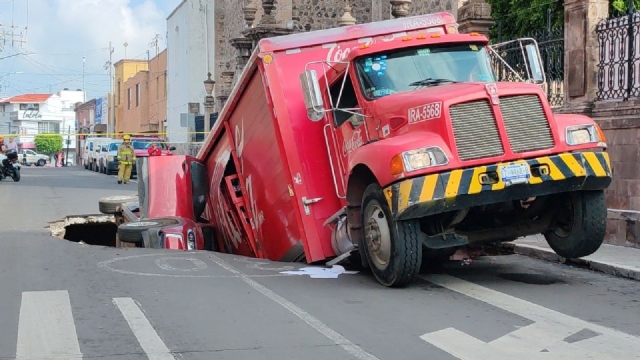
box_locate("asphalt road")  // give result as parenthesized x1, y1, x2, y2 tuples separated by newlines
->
(1, 166, 639, 360)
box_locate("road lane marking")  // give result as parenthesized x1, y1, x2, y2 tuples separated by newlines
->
(16, 290, 82, 359)
(208, 254, 381, 360)
(420, 274, 640, 359)
(113, 297, 175, 360)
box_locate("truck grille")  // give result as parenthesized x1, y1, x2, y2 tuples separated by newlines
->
(500, 95, 555, 153)
(450, 100, 505, 161)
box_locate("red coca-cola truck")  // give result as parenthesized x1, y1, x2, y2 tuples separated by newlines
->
(113, 12, 612, 287)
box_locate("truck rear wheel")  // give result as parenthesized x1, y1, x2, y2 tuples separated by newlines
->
(544, 190, 607, 259)
(361, 183, 422, 287)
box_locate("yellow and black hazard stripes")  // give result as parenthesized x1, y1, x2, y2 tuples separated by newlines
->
(384, 151, 612, 217)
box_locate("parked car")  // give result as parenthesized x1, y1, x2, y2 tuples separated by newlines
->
(97, 140, 123, 175)
(21, 150, 49, 166)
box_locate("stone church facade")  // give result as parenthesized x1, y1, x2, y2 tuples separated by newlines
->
(213, 0, 492, 109)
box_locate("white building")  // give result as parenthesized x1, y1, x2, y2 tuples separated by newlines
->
(166, 0, 216, 143)
(0, 89, 85, 164)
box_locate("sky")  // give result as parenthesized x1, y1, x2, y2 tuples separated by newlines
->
(0, 0, 183, 101)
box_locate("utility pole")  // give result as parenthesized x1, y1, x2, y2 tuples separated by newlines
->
(65, 125, 71, 167)
(82, 56, 86, 102)
(149, 33, 162, 57)
(105, 41, 115, 136)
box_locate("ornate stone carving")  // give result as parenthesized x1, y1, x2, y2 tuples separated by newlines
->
(337, 2, 357, 27)
(390, 0, 411, 18)
(259, 0, 277, 25)
(243, 0, 258, 28)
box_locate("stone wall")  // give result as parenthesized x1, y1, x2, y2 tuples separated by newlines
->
(213, 0, 465, 102)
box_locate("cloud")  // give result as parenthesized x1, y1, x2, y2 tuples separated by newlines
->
(0, 0, 182, 100)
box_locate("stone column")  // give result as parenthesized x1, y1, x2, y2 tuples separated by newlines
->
(561, 0, 609, 112)
(216, 62, 234, 112)
(457, 0, 494, 37)
(390, 0, 411, 18)
(229, 37, 254, 85)
(243, 0, 294, 47)
(337, 2, 357, 27)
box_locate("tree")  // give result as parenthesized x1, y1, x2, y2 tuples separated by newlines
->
(610, 0, 640, 16)
(487, 0, 564, 41)
(34, 134, 63, 155)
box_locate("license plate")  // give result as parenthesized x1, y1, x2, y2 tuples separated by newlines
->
(500, 163, 531, 185)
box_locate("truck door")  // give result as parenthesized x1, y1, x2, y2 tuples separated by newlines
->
(324, 72, 365, 198)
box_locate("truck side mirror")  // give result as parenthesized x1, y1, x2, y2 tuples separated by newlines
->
(525, 43, 545, 84)
(299, 70, 325, 122)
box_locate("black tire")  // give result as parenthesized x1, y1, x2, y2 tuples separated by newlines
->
(98, 194, 139, 215)
(37, 159, 45, 167)
(544, 190, 607, 259)
(360, 183, 422, 287)
(12, 169, 20, 182)
(118, 218, 180, 243)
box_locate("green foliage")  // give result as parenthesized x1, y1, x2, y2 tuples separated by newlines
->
(34, 134, 63, 154)
(487, 0, 564, 41)
(610, 0, 640, 16)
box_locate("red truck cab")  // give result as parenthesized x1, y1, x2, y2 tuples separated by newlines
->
(114, 12, 612, 287)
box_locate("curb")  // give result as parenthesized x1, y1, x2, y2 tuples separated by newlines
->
(502, 243, 640, 282)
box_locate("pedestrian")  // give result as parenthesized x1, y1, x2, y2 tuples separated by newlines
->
(54, 152, 59, 167)
(147, 142, 162, 156)
(117, 135, 136, 184)
(60, 151, 65, 167)
(5, 137, 18, 152)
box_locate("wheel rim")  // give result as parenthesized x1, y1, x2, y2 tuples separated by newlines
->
(364, 202, 392, 271)
(128, 221, 157, 227)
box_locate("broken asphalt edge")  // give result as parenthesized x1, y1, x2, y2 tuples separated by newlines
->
(501, 243, 640, 282)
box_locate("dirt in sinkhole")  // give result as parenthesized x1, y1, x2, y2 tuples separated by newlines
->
(48, 214, 118, 247)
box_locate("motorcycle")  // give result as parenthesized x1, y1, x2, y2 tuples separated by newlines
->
(0, 149, 21, 182)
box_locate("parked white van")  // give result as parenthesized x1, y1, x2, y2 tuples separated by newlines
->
(96, 139, 123, 174)
(82, 137, 112, 171)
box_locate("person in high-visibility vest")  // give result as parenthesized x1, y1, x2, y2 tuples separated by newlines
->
(117, 135, 136, 184)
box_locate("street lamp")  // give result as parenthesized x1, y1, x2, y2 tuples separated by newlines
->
(203, 72, 216, 138)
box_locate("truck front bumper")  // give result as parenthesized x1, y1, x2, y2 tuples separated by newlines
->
(384, 151, 612, 221)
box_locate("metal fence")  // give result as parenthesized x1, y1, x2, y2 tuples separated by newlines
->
(490, 27, 565, 107)
(596, 11, 640, 100)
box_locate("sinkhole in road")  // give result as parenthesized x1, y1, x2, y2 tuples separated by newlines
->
(48, 214, 117, 247)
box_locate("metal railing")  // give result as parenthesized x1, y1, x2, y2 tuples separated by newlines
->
(491, 27, 565, 107)
(596, 10, 640, 100)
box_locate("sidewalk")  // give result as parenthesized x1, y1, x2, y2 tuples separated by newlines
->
(503, 235, 640, 281)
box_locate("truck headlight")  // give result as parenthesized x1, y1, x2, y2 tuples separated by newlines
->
(391, 147, 448, 174)
(566, 124, 605, 146)
(108, 156, 114, 162)
(187, 230, 196, 250)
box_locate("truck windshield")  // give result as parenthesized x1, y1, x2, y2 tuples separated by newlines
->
(355, 43, 496, 99)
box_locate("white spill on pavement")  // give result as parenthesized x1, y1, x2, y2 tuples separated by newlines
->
(16, 290, 82, 359)
(209, 254, 379, 360)
(280, 265, 359, 279)
(419, 274, 640, 360)
(113, 297, 176, 360)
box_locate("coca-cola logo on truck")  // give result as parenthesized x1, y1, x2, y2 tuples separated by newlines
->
(325, 40, 374, 63)
(342, 129, 364, 156)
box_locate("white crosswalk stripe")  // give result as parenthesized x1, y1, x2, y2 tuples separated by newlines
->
(16, 290, 82, 359)
(15, 291, 173, 360)
(113, 297, 176, 360)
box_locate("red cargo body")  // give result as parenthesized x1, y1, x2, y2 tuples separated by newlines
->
(198, 13, 460, 263)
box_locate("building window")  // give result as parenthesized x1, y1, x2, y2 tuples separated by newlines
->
(117, 80, 121, 105)
(19, 103, 39, 110)
(156, 77, 160, 99)
(127, 88, 131, 110)
(163, 73, 167, 97)
(38, 122, 60, 134)
(136, 83, 141, 107)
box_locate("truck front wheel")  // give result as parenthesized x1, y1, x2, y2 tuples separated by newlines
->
(544, 190, 607, 259)
(361, 183, 422, 287)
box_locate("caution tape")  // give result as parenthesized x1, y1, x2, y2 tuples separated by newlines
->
(0, 131, 214, 138)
